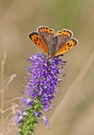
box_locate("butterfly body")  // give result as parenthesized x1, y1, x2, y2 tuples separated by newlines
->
(47, 36, 57, 58)
(29, 26, 78, 58)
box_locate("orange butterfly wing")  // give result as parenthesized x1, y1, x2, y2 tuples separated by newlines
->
(38, 26, 54, 34)
(57, 29, 73, 37)
(29, 32, 49, 54)
(38, 26, 54, 56)
(55, 38, 78, 56)
(56, 29, 73, 52)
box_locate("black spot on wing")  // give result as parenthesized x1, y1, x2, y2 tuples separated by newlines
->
(67, 42, 70, 46)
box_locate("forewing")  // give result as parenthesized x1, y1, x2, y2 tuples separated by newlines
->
(56, 29, 73, 51)
(55, 38, 78, 56)
(38, 26, 54, 50)
(29, 32, 48, 54)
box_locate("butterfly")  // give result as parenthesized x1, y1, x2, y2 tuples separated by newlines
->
(29, 26, 78, 58)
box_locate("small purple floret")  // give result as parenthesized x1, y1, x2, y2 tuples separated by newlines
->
(42, 116, 49, 127)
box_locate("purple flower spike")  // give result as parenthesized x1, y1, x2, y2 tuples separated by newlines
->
(15, 53, 66, 135)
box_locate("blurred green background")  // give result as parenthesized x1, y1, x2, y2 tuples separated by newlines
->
(0, 0, 94, 135)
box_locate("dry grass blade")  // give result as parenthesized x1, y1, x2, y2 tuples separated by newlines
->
(4, 74, 17, 91)
(0, 51, 18, 135)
